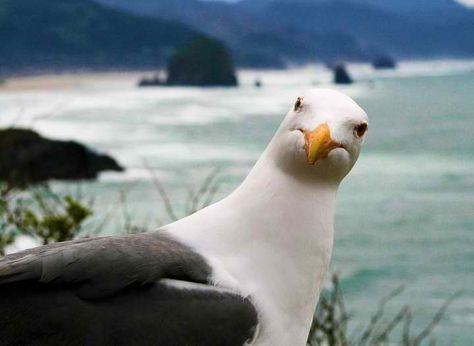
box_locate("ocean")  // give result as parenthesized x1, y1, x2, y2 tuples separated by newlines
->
(1, 60, 473, 344)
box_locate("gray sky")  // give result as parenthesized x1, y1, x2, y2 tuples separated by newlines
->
(457, 0, 474, 6)
(208, 0, 474, 6)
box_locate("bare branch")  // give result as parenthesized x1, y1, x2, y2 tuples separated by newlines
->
(357, 285, 405, 346)
(412, 291, 463, 346)
(402, 308, 412, 345)
(144, 162, 178, 221)
(189, 167, 221, 213)
(372, 306, 409, 344)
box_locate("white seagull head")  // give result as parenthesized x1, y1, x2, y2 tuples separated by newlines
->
(267, 88, 368, 182)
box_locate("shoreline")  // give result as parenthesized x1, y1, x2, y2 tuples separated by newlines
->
(0, 71, 155, 91)
(1, 59, 474, 92)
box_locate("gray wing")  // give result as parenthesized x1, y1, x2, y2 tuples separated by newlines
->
(0, 232, 258, 346)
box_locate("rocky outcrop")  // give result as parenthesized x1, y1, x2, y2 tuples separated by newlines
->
(0, 128, 124, 186)
(372, 56, 397, 69)
(138, 74, 164, 87)
(166, 35, 238, 87)
(333, 64, 353, 84)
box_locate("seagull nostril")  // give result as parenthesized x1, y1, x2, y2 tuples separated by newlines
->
(354, 123, 368, 138)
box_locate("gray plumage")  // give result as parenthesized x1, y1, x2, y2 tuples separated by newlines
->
(0, 232, 258, 345)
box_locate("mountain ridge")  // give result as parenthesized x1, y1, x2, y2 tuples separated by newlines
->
(0, 0, 200, 74)
(1, 0, 473, 74)
(93, 0, 474, 62)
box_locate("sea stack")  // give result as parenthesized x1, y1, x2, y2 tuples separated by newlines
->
(333, 64, 353, 85)
(372, 56, 397, 69)
(166, 35, 238, 87)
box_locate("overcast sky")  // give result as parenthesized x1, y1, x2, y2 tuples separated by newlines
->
(209, 0, 474, 7)
(457, 0, 474, 6)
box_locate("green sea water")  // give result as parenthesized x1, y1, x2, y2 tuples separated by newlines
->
(1, 61, 473, 344)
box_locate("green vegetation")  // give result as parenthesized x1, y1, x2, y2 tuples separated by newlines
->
(167, 35, 238, 87)
(8, 190, 92, 246)
(0, 187, 16, 255)
(0, 184, 92, 254)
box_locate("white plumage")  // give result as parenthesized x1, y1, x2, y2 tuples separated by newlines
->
(164, 88, 369, 345)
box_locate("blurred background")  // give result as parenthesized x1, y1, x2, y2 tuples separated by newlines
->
(0, 0, 473, 344)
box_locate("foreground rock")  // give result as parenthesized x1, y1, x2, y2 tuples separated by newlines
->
(166, 35, 238, 87)
(0, 128, 124, 186)
(333, 64, 353, 84)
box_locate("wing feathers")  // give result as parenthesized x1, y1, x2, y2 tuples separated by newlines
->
(0, 231, 212, 298)
(0, 232, 259, 346)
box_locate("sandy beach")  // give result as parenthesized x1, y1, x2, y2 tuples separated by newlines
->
(0, 71, 156, 91)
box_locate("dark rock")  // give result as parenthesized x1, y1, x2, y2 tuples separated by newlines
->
(254, 79, 262, 88)
(372, 56, 397, 69)
(0, 128, 124, 186)
(333, 64, 353, 85)
(138, 74, 164, 87)
(166, 35, 238, 87)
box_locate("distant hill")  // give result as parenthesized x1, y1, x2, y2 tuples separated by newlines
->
(91, 0, 295, 66)
(91, 0, 262, 41)
(348, 0, 471, 23)
(256, 1, 474, 57)
(239, 0, 474, 55)
(1, 0, 473, 73)
(92, 0, 366, 65)
(94, 0, 474, 64)
(0, 0, 199, 74)
(239, 0, 471, 20)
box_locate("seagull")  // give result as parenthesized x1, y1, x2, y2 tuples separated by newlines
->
(0, 89, 368, 346)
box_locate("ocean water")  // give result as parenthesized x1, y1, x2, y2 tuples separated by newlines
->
(1, 61, 473, 344)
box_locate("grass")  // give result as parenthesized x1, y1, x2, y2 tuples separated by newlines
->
(307, 274, 461, 346)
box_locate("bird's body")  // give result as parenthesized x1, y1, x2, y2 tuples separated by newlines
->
(0, 233, 258, 345)
(0, 89, 368, 346)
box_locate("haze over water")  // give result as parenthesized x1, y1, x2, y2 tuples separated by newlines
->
(1, 60, 473, 344)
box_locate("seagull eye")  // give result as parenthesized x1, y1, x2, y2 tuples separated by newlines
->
(293, 97, 304, 113)
(354, 123, 368, 138)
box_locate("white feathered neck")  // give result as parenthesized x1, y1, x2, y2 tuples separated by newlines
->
(165, 135, 341, 345)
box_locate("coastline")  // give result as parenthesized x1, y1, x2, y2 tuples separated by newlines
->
(0, 71, 155, 91)
(1, 59, 474, 92)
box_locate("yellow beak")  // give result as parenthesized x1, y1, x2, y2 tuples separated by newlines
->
(302, 124, 343, 165)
